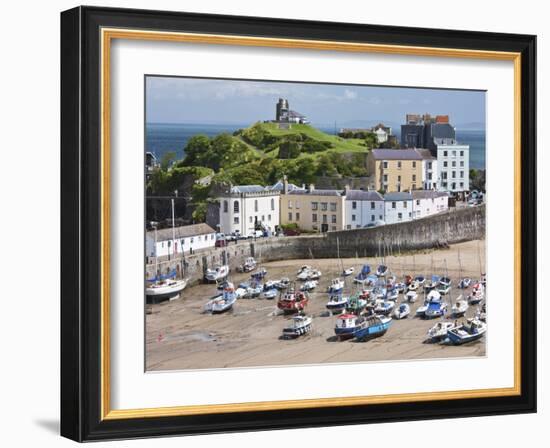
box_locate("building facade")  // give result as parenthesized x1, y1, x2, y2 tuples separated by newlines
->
(436, 143, 470, 193)
(146, 223, 216, 258)
(415, 148, 438, 190)
(367, 149, 424, 192)
(345, 189, 385, 229)
(411, 190, 449, 219)
(383, 192, 414, 224)
(217, 185, 280, 236)
(280, 181, 345, 232)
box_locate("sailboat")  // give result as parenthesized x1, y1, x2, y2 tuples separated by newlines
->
(451, 295, 469, 317)
(203, 284, 237, 314)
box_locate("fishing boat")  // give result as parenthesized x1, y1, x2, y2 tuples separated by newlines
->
(146, 278, 187, 301)
(251, 268, 267, 281)
(393, 303, 410, 319)
(334, 314, 366, 340)
(353, 315, 392, 341)
(342, 267, 355, 277)
(451, 295, 469, 317)
(277, 288, 309, 314)
(237, 257, 257, 273)
(204, 286, 237, 314)
(458, 278, 472, 289)
(282, 315, 313, 339)
(424, 290, 447, 318)
(376, 264, 388, 277)
(447, 319, 487, 345)
(414, 275, 426, 286)
(326, 292, 349, 313)
(328, 278, 344, 293)
(438, 276, 452, 295)
(354, 265, 371, 284)
(346, 293, 367, 314)
(468, 282, 485, 304)
(205, 265, 229, 283)
(405, 289, 418, 302)
(374, 299, 394, 315)
(275, 277, 290, 290)
(300, 280, 318, 291)
(262, 289, 278, 300)
(427, 321, 457, 341)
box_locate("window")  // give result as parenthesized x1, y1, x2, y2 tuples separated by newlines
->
(383, 174, 388, 182)
(249, 216, 253, 223)
(443, 150, 448, 156)
(412, 161, 416, 168)
(412, 184, 416, 190)
(233, 200, 239, 213)
(332, 226, 337, 231)
(397, 161, 402, 169)
(370, 201, 375, 209)
(460, 161, 464, 167)
(442, 172, 448, 180)
(460, 150, 464, 156)
(234, 217, 239, 224)
(428, 173, 432, 180)
(371, 215, 375, 222)
(190, 237, 194, 244)
(296, 212, 300, 221)
(352, 214, 356, 222)
(323, 215, 328, 223)
(379, 215, 383, 220)
(416, 200, 420, 205)
(427, 162, 432, 169)
(288, 200, 293, 209)
(268, 214, 271, 221)
(311, 202, 318, 210)
(254, 199, 258, 212)
(321, 202, 328, 211)
(288, 212, 292, 221)
(460, 171, 464, 178)
(346, 225, 352, 230)
(443, 161, 448, 167)
(331, 215, 337, 224)
(295, 201, 300, 209)
(392, 201, 396, 209)
(352, 201, 357, 210)
(412, 174, 416, 182)
(460, 182, 464, 188)
(223, 200, 228, 213)
(312, 213, 318, 222)
(452, 150, 456, 156)
(271, 198, 275, 211)
(452, 161, 456, 167)
(261, 215, 265, 222)
(397, 175, 401, 182)
(452, 171, 456, 178)
(383, 161, 388, 169)
(398, 212, 403, 219)
(403, 201, 408, 208)
(330, 202, 337, 212)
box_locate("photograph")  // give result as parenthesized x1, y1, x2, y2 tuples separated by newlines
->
(144, 77, 488, 371)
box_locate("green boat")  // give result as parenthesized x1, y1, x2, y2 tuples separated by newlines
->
(346, 293, 367, 314)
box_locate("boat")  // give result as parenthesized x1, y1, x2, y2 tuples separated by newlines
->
(146, 278, 187, 301)
(234, 287, 248, 299)
(393, 303, 410, 319)
(275, 277, 290, 290)
(204, 286, 237, 314)
(353, 315, 393, 341)
(424, 274, 440, 291)
(342, 267, 355, 277)
(245, 283, 263, 298)
(300, 280, 318, 291)
(237, 257, 257, 273)
(414, 275, 426, 285)
(263, 280, 277, 290)
(296, 267, 311, 281)
(404, 274, 413, 286)
(468, 282, 485, 304)
(480, 273, 487, 287)
(405, 290, 418, 302)
(386, 288, 399, 301)
(408, 280, 420, 291)
(447, 319, 487, 345)
(326, 292, 349, 313)
(394, 282, 406, 294)
(346, 293, 368, 315)
(374, 299, 394, 315)
(282, 315, 313, 338)
(262, 289, 278, 300)
(251, 268, 267, 281)
(386, 275, 396, 287)
(376, 264, 388, 277)
(334, 314, 366, 339)
(458, 278, 472, 289)
(297, 265, 312, 275)
(451, 295, 469, 317)
(424, 290, 447, 318)
(354, 265, 372, 284)
(205, 265, 229, 283)
(328, 278, 344, 293)
(371, 285, 387, 300)
(438, 276, 451, 295)
(277, 288, 309, 314)
(415, 301, 429, 317)
(475, 302, 487, 322)
(427, 321, 457, 341)
(308, 269, 322, 280)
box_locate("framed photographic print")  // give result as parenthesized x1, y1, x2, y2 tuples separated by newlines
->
(60, 6, 536, 442)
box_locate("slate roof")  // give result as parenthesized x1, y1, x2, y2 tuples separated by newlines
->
(411, 190, 449, 200)
(384, 192, 413, 201)
(230, 185, 266, 194)
(149, 223, 216, 242)
(371, 149, 423, 160)
(287, 189, 343, 196)
(345, 190, 384, 201)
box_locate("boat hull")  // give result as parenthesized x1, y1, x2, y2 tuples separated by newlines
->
(354, 320, 392, 341)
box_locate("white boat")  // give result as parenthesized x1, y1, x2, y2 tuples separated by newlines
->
(262, 289, 278, 300)
(297, 265, 312, 275)
(237, 257, 257, 273)
(326, 293, 349, 313)
(300, 280, 318, 291)
(204, 286, 237, 314)
(408, 280, 420, 291)
(282, 315, 313, 338)
(296, 269, 310, 281)
(393, 303, 410, 319)
(328, 278, 344, 293)
(468, 282, 485, 304)
(458, 278, 472, 289)
(308, 269, 322, 280)
(405, 290, 418, 302)
(275, 277, 290, 289)
(376, 264, 388, 277)
(414, 275, 426, 286)
(205, 265, 229, 282)
(386, 288, 399, 301)
(394, 282, 406, 294)
(427, 321, 457, 341)
(438, 276, 452, 295)
(424, 290, 447, 318)
(263, 280, 278, 290)
(447, 319, 487, 345)
(146, 278, 187, 300)
(234, 287, 248, 299)
(245, 285, 262, 298)
(342, 267, 355, 277)
(374, 299, 394, 315)
(451, 296, 469, 317)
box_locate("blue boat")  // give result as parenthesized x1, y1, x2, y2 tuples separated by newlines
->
(204, 286, 237, 314)
(326, 292, 349, 313)
(423, 290, 447, 318)
(447, 319, 487, 345)
(353, 315, 392, 341)
(354, 265, 372, 284)
(251, 268, 267, 280)
(334, 314, 366, 339)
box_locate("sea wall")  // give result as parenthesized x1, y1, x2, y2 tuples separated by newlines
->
(146, 205, 485, 285)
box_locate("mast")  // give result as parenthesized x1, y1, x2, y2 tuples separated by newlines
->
(171, 197, 176, 259)
(154, 226, 158, 279)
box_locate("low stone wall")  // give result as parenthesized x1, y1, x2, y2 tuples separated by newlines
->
(146, 205, 485, 286)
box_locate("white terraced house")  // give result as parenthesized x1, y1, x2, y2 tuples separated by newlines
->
(146, 223, 216, 258)
(344, 189, 385, 229)
(218, 185, 280, 236)
(435, 141, 470, 193)
(411, 190, 449, 219)
(383, 192, 414, 225)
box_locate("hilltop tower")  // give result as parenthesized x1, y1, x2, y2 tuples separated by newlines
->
(276, 98, 289, 121)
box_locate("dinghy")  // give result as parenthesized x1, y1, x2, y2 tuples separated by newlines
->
(204, 286, 237, 314)
(374, 299, 394, 315)
(451, 296, 469, 317)
(468, 282, 485, 304)
(458, 277, 472, 289)
(282, 315, 313, 339)
(424, 274, 440, 291)
(328, 278, 344, 293)
(414, 275, 426, 285)
(386, 275, 396, 287)
(204, 265, 229, 283)
(296, 267, 311, 281)
(262, 289, 278, 300)
(408, 280, 420, 291)
(237, 257, 257, 273)
(326, 292, 349, 313)
(386, 288, 399, 301)
(342, 267, 355, 277)
(405, 290, 418, 302)
(403, 274, 413, 286)
(277, 288, 309, 314)
(353, 315, 392, 341)
(234, 287, 248, 299)
(275, 277, 290, 290)
(394, 282, 406, 294)
(438, 276, 452, 295)
(308, 269, 322, 280)
(334, 314, 366, 340)
(424, 290, 447, 318)
(393, 303, 410, 319)
(427, 321, 457, 341)
(447, 319, 487, 345)
(245, 283, 263, 298)
(354, 265, 371, 284)
(251, 268, 267, 281)
(300, 280, 318, 292)
(376, 264, 388, 277)
(263, 280, 277, 290)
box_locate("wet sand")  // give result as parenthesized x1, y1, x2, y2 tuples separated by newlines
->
(146, 240, 486, 371)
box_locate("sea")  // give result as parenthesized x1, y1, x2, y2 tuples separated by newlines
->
(146, 123, 486, 170)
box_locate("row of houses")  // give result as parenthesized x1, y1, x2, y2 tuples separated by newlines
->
(215, 178, 449, 235)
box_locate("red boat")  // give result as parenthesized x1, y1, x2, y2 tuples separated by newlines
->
(277, 288, 309, 314)
(404, 274, 413, 286)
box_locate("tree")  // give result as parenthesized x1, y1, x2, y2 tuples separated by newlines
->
(363, 132, 378, 150)
(160, 151, 177, 170)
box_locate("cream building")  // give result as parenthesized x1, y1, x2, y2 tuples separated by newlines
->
(367, 149, 424, 192)
(280, 180, 345, 232)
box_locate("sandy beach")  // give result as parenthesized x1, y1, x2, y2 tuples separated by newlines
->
(146, 239, 486, 371)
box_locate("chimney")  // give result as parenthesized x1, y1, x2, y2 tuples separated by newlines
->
(282, 175, 288, 194)
(344, 184, 350, 196)
(308, 183, 315, 192)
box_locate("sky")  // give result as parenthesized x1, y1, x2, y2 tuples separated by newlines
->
(145, 76, 486, 129)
